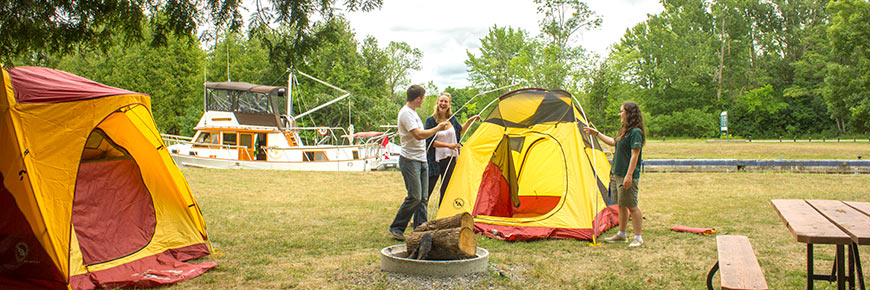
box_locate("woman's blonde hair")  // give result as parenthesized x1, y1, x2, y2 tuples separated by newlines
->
(431, 93, 453, 123)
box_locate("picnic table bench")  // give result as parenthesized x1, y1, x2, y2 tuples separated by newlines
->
(707, 235, 769, 290)
(771, 199, 868, 290)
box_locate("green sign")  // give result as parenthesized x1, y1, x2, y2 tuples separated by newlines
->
(720, 111, 728, 131)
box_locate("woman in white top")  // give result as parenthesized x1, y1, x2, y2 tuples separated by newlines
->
(424, 93, 479, 206)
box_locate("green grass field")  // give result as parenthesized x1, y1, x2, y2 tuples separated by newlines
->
(166, 168, 870, 289)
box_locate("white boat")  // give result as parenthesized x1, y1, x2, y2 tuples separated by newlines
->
(164, 72, 398, 171)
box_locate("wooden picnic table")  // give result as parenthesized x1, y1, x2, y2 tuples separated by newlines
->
(771, 199, 870, 290)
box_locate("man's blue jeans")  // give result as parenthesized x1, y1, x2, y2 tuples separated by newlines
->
(389, 156, 429, 232)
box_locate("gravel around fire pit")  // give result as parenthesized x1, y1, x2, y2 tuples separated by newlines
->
(338, 263, 527, 289)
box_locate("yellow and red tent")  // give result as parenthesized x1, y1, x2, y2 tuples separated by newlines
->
(0, 66, 215, 289)
(436, 88, 618, 241)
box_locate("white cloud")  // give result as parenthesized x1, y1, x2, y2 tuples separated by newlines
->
(345, 0, 663, 89)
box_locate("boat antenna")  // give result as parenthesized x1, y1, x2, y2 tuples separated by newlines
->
(203, 43, 207, 112)
(226, 30, 231, 82)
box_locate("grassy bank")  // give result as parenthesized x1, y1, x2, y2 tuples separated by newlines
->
(643, 139, 868, 159)
(168, 169, 869, 289)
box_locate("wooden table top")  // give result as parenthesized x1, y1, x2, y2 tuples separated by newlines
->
(771, 199, 870, 245)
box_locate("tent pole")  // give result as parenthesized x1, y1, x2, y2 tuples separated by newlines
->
(571, 96, 603, 246)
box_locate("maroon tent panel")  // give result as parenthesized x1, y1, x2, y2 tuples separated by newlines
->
(7, 66, 145, 104)
(0, 173, 67, 289)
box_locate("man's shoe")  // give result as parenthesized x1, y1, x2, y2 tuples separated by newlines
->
(603, 234, 627, 243)
(628, 237, 644, 247)
(389, 230, 405, 241)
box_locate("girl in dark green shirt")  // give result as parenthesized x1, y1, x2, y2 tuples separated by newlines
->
(583, 101, 647, 247)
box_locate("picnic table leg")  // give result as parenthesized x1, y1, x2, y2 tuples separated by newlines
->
(848, 244, 855, 290)
(706, 261, 719, 290)
(809, 244, 815, 290)
(838, 245, 846, 290)
(834, 251, 840, 282)
(852, 243, 864, 290)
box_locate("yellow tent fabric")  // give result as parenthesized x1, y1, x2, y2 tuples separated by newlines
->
(0, 66, 214, 289)
(436, 88, 617, 241)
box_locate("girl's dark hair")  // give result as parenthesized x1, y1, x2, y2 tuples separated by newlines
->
(615, 101, 646, 146)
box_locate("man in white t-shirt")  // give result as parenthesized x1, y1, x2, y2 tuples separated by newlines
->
(388, 85, 448, 241)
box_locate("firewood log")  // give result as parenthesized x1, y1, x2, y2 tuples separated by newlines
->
(413, 212, 473, 232)
(406, 227, 476, 260)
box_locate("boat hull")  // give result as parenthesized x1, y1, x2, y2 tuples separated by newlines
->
(170, 153, 378, 171)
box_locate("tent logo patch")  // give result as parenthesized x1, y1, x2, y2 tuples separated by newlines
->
(15, 242, 28, 263)
(453, 198, 464, 209)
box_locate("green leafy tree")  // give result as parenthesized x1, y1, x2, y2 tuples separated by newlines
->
(729, 85, 789, 137)
(534, 0, 601, 91)
(0, 0, 382, 64)
(206, 32, 284, 85)
(535, 0, 602, 54)
(54, 19, 205, 136)
(384, 42, 423, 102)
(465, 26, 535, 91)
(601, 0, 835, 137)
(585, 48, 640, 135)
(825, 0, 870, 133)
(293, 17, 413, 132)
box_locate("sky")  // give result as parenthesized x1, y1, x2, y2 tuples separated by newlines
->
(344, 0, 664, 90)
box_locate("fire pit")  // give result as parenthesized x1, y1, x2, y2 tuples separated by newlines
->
(380, 244, 489, 276)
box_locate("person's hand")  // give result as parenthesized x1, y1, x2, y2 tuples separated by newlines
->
(583, 127, 599, 136)
(437, 121, 450, 130)
(469, 115, 481, 122)
(452, 143, 462, 150)
(623, 176, 633, 188)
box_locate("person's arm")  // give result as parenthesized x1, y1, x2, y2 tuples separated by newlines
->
(460, 115, 480, 135)
(424, 117, 436, 149)
(582, 127, 616, 146)
(623, 147, 641, 188)
(410, 122, 448, 140)
(433, 140, 459, 149)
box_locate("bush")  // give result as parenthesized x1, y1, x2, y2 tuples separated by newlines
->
(648, 108, 717, 138)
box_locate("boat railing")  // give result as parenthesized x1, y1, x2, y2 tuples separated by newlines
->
(161, 133, 193, 145)
(284, 126, 350, 146)
(161, 133, 251, 151)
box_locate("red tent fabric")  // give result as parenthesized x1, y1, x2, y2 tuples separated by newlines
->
(7, 66, 144, 104)
(670, 225, 716, 235)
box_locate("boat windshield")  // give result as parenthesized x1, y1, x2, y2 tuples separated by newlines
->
(237, 91, 271, 113)
(205, 82, 287, 115)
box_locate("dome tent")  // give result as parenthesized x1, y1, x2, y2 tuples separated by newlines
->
(0, 66, 215, 289)
(435, 88, 618, 241)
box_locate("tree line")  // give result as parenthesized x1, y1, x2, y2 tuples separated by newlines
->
(463, 0, 870, 138)
(3, 0, 868, 138)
